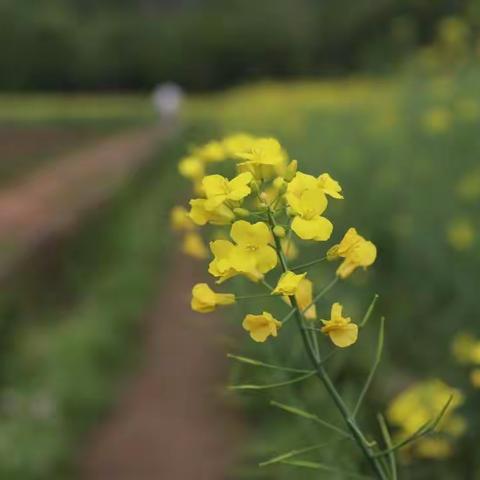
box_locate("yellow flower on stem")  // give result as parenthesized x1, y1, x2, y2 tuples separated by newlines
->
(317, 173, 344, 199)
(242, 311, 282, 342)
(230, 220, 277, 275)
(191, 283, 235, 313)
(283, 278, 317, 320)
(328, 228, 376, 278)
(189, 199, 235, 226)
(272, 271, 307, 296)
(170, 205, 195, 231)
(321, 302, 358, 348)
(182, 232, 208, 260)
(288, 189, 333, 241)
(202, 172, 252, 210)
(236, 137, 287, 179)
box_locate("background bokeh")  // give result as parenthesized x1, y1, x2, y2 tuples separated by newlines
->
(0, 0, 479, 479)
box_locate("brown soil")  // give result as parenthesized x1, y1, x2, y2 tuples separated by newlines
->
(0, 124, 165, 279)
(80, 254, 241, 480)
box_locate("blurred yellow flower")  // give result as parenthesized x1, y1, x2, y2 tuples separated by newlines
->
(281, 237, 299, 260)
(236, 137, 287, 179)
(189, 199, 235, 226)
(182, 232, 208, 260)
(452, 332, 480, 365)
(470, 369, 480, 389)
(170, 205, 195, 231)
(328, 228, 377, 278)
(191, 283, 235, 313)
(194, 140, 225, 163)
(422, 107, 452, 134)
(242, 311, 282, 342)
(178, 156, 204, 180)
(387, 379, 465, 460)
(321, 302, 358, 348)
(272, 271, 306, 296)
(446, 218, 475, 251)
(222, 133, 256, 158)
(202, 172, 252, 210)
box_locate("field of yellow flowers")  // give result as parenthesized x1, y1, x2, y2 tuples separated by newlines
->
(178, 68, 480, 479)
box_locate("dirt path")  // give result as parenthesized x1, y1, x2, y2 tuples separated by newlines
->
(80, 253, 240, 480)
(0, 124, 167, 279)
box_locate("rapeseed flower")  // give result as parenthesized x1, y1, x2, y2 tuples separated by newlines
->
(182, 232, 208, 259)
(328, 228, 376, 278)
(191, 283, 235, 313)
(170, 205, 195, 231)
(178, 156, 204, 180)
(202, 172, 252, 210)
(288, 189, 333, 241)
(283, 278, 316, 320)
(189, 199, 235, 226)
(272, 271, 307, 296)
(242, 311, 282, 342)
(321, 302, 358, 348)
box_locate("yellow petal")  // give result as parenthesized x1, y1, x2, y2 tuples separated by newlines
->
(329, 323, 358, 348)
(291, 216, 333, 241)
(230, 220, 272, 248)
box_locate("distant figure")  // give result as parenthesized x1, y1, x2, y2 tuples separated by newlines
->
(152, 83, 183, 121)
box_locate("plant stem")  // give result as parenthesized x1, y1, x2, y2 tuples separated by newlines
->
(266, 208, 388, 480)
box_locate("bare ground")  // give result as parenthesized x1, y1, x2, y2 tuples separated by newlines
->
(80, 254, 241, 480)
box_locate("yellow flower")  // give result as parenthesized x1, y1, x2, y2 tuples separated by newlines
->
(287, 171, 343, 200)
(387, 379, 465, 459)
(208, 221, 277, 283)
(288, 189, 333, 241)
(283, 278, 317, 320)
(230, 220, 277, 275)
(242, 311, 282, 342)
(451, 332, 480, 365)
(182, 232, 208, 259)
(202, 172, 252, 210)
(470, 369, 480, 388)
(272, 271, 307, 296)
(170, 206, 195, 231)
(422, 107, 451, 134)
(189, 199, 235, 226)
(178, 156, 204, 180)
(321, 302, 358, 348)
(236, 137, 287, 179)
(191, 283, 235, 313)
(446, 218, 475, 251)
(194, 140, 225, 163)
(281, 238, 298, 260)
(222, 133, 256, 158)
(317, 173, 343, 199)
(328, 228, 376, 278)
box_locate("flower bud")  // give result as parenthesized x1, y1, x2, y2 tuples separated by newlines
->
(273, 225, 286, 238)
(286, 206, 296, 217)
(284, 160, 298, 182)
(233, 207, 250, 218)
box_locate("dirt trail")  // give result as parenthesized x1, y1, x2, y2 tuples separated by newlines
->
(80, 254, 240, 480)
(0, 125, 166, 278)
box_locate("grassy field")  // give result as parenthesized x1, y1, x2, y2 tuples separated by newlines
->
(181, 69, 480, 479)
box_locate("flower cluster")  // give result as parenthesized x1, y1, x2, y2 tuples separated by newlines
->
(387, 379, 465, 460)
(171, 134, 377, 346)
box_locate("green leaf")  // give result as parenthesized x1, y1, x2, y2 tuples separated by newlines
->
(270, 400, 352, 438)
(228, 371, 316, 390)
(227, 353, 312, 374)
(259, 442, 332, 467)
(353, 316, 385, 418)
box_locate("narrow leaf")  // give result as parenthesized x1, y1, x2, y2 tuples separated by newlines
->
(228, 371, 316, 391)
(227, 353, 311, 374)
(270, 400, 352, 438)
(280, 459, 373, 478)
(259, 442, 331, 467)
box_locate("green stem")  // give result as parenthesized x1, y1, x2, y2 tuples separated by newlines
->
(266, 208, 387, 480)
(291, 256, 327, 272)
